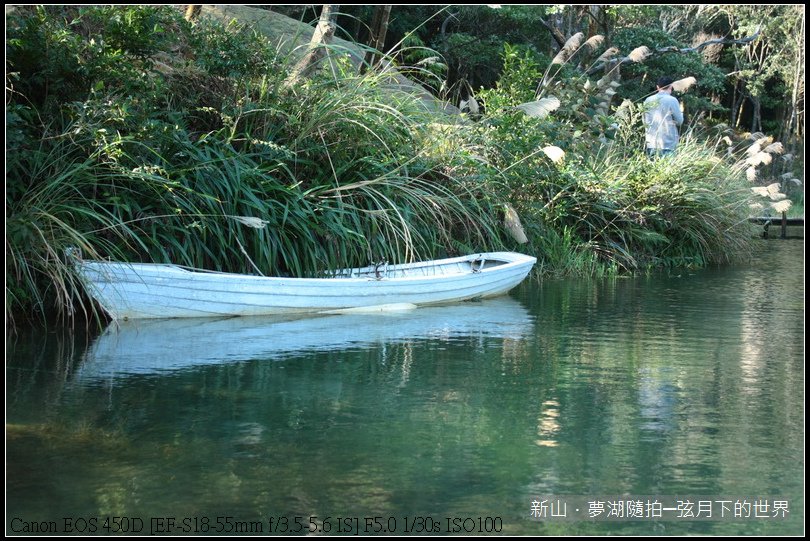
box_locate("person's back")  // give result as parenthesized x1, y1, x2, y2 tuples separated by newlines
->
(643, 77, 684, 156)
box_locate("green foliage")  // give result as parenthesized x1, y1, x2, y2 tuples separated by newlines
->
(383, 5, 554, 93)
(6, 6, 184, 115)
(6, 6, 508, 325)
(477, 44, 545, 112)
(5, 136, 150, 326)
(365, 5, 801, 164)
(397, 33, 448, 95)
(189, 18, 280, 78)
(440, 31, 506, 97)
(5, 5, 780, 326)
(472, 43, 755, 276)
(84, 5, 183, 58)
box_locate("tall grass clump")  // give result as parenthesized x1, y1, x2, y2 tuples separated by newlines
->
(474, 42, 757, 275)
(5, 136, 151, 326)
(6, 5, 507, 325)
(569, 125, 755, 271)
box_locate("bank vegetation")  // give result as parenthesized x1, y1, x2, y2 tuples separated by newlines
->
(5, 6, 803, 326)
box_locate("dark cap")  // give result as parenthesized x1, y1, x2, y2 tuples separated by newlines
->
(656, 76, 674, 89)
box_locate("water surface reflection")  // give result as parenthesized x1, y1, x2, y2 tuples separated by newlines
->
(6, 241, 804, 535)
(75, 297, 534, 384)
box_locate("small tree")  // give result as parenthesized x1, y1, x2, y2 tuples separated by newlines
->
(283, 5, 341, 89)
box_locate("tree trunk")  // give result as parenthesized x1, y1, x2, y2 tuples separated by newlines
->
(348, 6, 363, 42)
(564, 9, 571, 37)
(734, 91, 745, 130)
(750, 96, 761, 133)
(184, 5, 201, 22)
(785, 8, 804, 150)
(586, 5, 610, 41)
(283, 5, 341, 90)
(363, 5, 392, 72)
(730, 92, 737, 128)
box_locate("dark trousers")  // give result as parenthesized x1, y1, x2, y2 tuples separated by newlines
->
(646, 148, 675, 159)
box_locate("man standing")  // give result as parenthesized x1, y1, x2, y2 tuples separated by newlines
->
(643, 76, 684, 157)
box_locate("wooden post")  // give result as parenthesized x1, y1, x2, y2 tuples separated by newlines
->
(748, 216, 803, 239)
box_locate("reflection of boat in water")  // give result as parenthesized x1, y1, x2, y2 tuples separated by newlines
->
(75, 296, 534, 382)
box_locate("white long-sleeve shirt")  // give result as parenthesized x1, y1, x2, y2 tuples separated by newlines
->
(643, 92, 684, 151)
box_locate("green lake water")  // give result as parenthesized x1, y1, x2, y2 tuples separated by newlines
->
(6, 240, 804, 535)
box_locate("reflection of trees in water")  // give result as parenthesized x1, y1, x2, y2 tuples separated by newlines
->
(720, 243, 805, 494)
(522, 244, 804, 499)
(6, 325, 92, 410)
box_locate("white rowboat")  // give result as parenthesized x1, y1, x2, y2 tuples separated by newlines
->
(76, 251, 537, 320)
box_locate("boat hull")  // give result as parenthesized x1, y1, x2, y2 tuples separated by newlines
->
(76, 252, 537, 320)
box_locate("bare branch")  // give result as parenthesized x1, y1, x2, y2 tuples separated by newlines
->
(658, 28, 761, 55)
(539, 17, 567, 49)
(587, 28, 761, 75)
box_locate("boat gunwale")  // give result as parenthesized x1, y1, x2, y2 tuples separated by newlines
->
(78, 252, 537, 286)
